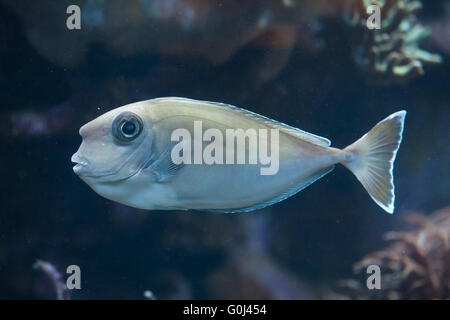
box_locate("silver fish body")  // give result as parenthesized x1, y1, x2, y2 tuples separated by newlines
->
(72, 97, 406, 213)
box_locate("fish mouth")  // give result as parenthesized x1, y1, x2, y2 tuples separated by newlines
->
(70, 153, 124, 180)
(71, 153, 90, 174)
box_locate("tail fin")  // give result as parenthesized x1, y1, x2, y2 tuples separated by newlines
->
(343, 111, 406, 213)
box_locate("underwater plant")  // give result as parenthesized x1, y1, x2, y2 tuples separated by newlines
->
(339, 206, 450, 299)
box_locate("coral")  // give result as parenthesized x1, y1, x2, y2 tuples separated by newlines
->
(343, 0, 442, 84)
(339, 207, 450, 299)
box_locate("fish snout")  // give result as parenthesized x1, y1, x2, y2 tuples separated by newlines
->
(78, 121, 102, 138)
(71, 152, 90, 175)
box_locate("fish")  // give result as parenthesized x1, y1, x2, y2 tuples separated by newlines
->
(72, 97, 406, 213)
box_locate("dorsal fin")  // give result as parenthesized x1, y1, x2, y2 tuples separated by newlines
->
(163, 97, 331, 147)
(214, 101, 331, 146)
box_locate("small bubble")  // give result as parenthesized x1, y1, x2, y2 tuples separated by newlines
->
(144, 290, 156, 300)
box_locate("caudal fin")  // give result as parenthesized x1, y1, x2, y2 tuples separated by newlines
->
(343, 111, 406, 213)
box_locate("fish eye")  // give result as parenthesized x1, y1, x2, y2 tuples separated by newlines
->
(112, 112, 143, 142)
(121, 121, 137, 136)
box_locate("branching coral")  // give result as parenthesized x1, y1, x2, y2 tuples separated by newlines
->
(339, 207, 450, 299)
(343, 0, 442, 84)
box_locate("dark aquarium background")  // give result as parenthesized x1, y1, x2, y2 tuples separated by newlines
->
(0, 0, 449, 299)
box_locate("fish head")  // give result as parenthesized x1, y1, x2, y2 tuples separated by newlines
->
(72, 103, 154, 187)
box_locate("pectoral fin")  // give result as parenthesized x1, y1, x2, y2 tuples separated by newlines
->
(143, 147, 184, 182)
